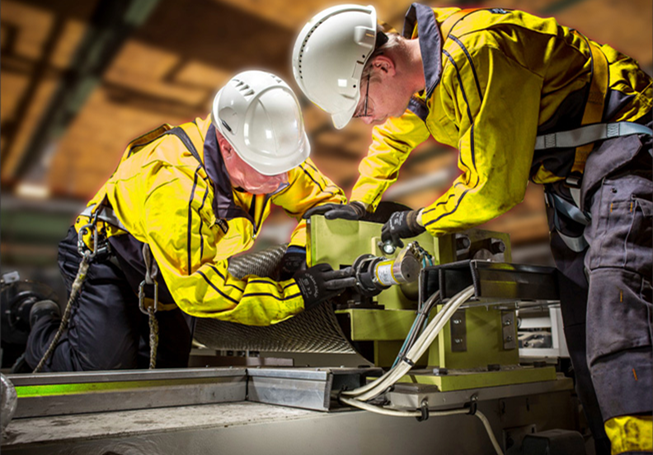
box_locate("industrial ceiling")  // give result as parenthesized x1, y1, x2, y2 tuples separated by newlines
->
(1, 0, 651, 269)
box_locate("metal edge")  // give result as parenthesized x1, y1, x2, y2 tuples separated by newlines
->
(8, 367, 247, 386)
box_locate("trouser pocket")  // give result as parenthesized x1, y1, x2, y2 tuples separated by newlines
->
(586, 268, 652, 365)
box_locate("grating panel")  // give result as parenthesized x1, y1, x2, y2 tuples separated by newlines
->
(194, 244, 357, 354)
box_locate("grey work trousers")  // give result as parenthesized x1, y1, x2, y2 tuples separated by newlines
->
(546, 128, 652, 453)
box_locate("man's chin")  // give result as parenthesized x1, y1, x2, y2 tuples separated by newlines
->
(244, 185, 278, 195)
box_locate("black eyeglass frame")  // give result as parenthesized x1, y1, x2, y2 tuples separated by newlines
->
(352, 73, 372, 119)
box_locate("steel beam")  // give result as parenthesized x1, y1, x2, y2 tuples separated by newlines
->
(9, 367, 247, 418)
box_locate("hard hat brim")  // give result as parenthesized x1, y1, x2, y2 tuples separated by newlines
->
(331, 101, 358, 130)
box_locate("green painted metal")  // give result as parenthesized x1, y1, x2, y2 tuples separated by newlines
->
(336, 305, 518, 369)
(337, 309, 417, 341)
(398, 366, 558, 391)
(308, 216, 456, 310)
(309, 217, 520, 369)
(15, 377, 219, 398)
(430, 306, 520, 370)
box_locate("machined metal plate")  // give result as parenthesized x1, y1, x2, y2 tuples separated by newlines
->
(247, 367, 382, 411)
(501, 311, 517, 350)
(9, 367, 247, 418)
(450, 309, 467, 352)
(420, 260, 560, 306)
(388, 375, 573, 411)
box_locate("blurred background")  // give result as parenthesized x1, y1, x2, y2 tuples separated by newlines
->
(1, 0, 651, 302)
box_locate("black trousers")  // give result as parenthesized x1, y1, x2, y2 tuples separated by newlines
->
(546, 131, 652, 454)
(25, 227, 195, 371)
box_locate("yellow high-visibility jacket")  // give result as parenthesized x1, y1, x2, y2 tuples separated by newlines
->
(351, 5, 652, 236)
(75, 116, 346, 325)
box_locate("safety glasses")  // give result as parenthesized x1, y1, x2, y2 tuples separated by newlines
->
(353, 74, 373, 119)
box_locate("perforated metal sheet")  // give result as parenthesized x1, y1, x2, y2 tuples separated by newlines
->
(194, 245, 357, 354)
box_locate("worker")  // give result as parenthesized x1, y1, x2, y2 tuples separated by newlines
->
(23, 70, 351, 373)
(293, 4, 652, 455)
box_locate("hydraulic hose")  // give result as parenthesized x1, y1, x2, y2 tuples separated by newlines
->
(343, 286, 475, 401)
(340, 396, 502, 455)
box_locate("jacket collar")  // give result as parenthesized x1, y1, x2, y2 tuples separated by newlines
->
(202, 123, 254, 224)
(402, 3, 443, 98)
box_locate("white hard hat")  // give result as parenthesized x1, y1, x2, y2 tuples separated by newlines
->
(292, 5, 377, 130)
(212, 70, 310, 176)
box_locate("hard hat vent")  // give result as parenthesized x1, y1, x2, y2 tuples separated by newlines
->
(213, 70, 310, 175)
(296, 18, 327, 79)
(233, 79, 255, 98)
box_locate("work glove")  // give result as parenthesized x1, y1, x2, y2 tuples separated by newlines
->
(294, 263, 355, 309)
(303, 201, 367, 220)
(381, 209, 426, 248)
(276, 246, 307, 281)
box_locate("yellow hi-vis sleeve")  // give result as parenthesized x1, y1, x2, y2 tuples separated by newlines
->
(273, 158, 347, 248)
(141, 164, 304, 326)
(420, 45, 543, 236)
(351, 112, 430, 211)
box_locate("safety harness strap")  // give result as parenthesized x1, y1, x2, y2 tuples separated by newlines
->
(546, 192, 590, 252)
(163, 127, 205, 169)
(81, 204, 128, 232)
(535, 122, 653, 150)
(548, 192, 590, 226)
(572, 39, 608, 169)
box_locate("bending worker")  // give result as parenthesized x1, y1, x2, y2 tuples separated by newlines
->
(24, 71, 350, 372)
(293, 4, 652, 455)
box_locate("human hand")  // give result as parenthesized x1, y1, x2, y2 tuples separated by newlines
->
(276, 246, 307, 281)
(303, 201, 367, 220)
(381, 210, 426, 248)
(293, 264, 355, 309)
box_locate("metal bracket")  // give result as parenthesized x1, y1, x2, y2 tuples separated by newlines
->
(501, 311, 517, 350)
(450, 309, 467, 352)
(419, 260, 560, 305)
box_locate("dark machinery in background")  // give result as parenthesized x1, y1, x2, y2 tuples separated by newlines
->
(1, 272, 59, 368)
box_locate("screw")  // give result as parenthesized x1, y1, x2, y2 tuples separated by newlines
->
(454, 338, 463, 344)
(453, 319, 462, 324)
(506, 336, 513, 342)
(503, 319, 512, 326)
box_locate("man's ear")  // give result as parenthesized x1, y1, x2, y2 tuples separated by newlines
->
(216, 130, 233, 158)
(370, 55, 396, 77)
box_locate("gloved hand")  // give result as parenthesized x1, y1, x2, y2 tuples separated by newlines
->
(303, 201, 367, 220)
(381, 209, 426, 248)
(294, 263, 355, 309)
(276, 246, 307, 281)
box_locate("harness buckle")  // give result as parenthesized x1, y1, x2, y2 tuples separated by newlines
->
(565, 172, 583, 189)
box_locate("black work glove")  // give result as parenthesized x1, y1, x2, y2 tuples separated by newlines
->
(276, 246, 307, 281)
(381, 210, 426, 248)
(294, 263, 356, 309)
(303, 201, 367, 220)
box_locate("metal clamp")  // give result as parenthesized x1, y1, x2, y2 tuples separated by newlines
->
(416, 399, 430, 422)
(77, 206, 111, 260)
(466, 393, 479, 415)
(138, 244, 159, 315)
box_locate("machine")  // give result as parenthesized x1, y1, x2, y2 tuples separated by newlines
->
(1, 217, 587, 455)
